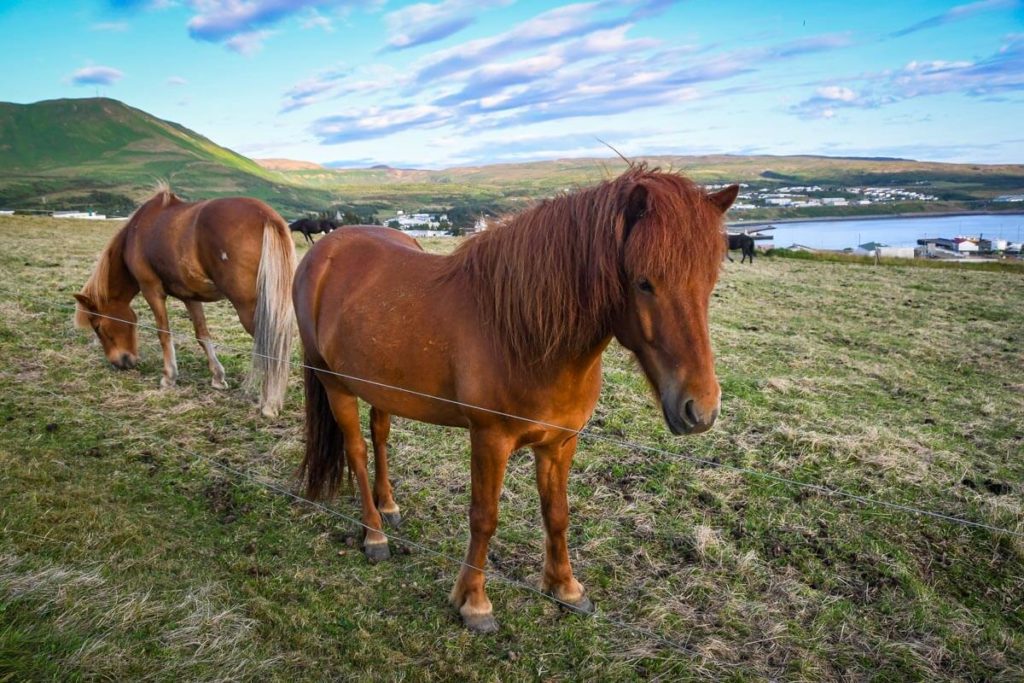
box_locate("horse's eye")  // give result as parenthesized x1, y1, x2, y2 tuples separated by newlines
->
(637, 279, 654, 294)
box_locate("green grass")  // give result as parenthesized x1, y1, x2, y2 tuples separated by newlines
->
(768, 248, 1024, 273)
(1, 215, 1022, 680)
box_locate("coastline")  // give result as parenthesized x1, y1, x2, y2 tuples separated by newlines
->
(729, 209, 1024, 229)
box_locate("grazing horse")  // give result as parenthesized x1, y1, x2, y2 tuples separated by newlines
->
(74, 183, 296, 417)
(319, 218, 339, 234)
(289, 218, 323, 245)
(725, 232, 755, 263)
(294, 165, 737, 633)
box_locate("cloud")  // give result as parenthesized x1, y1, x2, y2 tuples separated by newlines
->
(90, 21, 130, 31)
(383, 0, 510, 51)
(301, 8, 334, 31)
(313, 105, 450, 143)
(224, 29, 275, 55)
(413, 0, 675, 83)
(323, 157, 388, 168)
(186, 0, 362, 51)
(305, 5, 852, 145)
(280, 64, 401, 112)
(167, 75, 188, 85)
(69, 65, 124, 86)
(890, 0, 1021, 38)
(791, 35, 1024, 118)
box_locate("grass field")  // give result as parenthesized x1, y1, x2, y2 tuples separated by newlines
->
(1, 215, 1022, 681)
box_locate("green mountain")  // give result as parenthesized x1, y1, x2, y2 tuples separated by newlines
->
(0, 97, 329, 214)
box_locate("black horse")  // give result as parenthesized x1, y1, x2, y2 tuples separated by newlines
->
(725, 233, 756, 264)
(289, 218, 326, 245)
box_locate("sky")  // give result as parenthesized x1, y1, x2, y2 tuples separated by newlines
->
(1, 0, 1022, 168)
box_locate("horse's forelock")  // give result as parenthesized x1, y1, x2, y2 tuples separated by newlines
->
(623, 170, 727, 282)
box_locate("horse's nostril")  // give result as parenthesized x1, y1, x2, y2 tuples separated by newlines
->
(683, 399, 699, 427)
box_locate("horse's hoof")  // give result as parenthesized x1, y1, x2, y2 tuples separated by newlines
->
(160, 377, 176, 389)
(381, 510, 402, 528)
(260, 406, 279, 419)
(462, 612, 499, 634)
(364, 542, 390, 564)
(551, 592, 595, 615)
(212, 378, 228, 390)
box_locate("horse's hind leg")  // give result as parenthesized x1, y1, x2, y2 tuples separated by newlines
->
(326, 391, 390, 563)
(370, 407, 401, 527)
(184, 300, 228, 389)
(142, 291, 178, 389)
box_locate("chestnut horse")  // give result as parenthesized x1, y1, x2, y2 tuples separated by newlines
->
(75, 184, 296, 417)
(294, 166, 737, 632)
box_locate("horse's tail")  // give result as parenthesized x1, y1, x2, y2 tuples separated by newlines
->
(299, 358, 346, 500)
(249, 218, 297, 417)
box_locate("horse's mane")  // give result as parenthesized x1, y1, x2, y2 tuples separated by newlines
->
(440, 164, 726, 366)
(74, 183, 179, 328)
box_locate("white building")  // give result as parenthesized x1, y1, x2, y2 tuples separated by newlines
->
(955, 238, 979, 253)
(52, 211, 107, 220)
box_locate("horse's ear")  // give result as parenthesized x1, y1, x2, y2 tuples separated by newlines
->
(73, 293, 95, 312)
(623, 182, 649, 240)
(708, 184, 740, 213)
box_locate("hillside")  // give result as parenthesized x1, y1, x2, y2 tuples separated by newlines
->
(0, 98, 330, 214)
(296, 154, 1024, 221)
(1, 97, 1022, 222)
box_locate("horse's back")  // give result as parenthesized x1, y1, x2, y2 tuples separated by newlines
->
(130, 196, 287, 302)
(295, 227, 430, 328)
(294, 227, 472, 424)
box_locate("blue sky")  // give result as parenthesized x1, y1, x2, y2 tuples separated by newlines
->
(1, 0, 1022, 167)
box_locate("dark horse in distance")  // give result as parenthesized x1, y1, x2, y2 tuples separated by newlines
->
(293, 165, 737, 633)
(726, 232, 756, 263)
(75, 183, 296, 417)
(289, 217, 338, 245)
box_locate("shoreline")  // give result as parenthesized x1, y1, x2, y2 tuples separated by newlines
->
(729, 209, 1024, 228)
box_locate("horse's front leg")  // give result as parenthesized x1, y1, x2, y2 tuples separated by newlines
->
(142, 291, 177, 388)
(184, 300, 227, 389)
(450, 428, 512, 633)
(534, 435, 593, 614)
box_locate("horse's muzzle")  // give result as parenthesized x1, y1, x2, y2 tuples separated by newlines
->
(662, 393, 719, 435)
(111, 353, 137, 370)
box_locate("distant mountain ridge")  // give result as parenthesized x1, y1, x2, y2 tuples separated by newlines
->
(255, 158, 323, 171)
(1, 97, 1022, 220)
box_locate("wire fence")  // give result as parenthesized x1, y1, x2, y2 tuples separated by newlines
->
(34, 294, 1021, 540)
(5, 286, 1022, 666)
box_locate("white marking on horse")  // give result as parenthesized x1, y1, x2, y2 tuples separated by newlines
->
(221, 251, 229, 261)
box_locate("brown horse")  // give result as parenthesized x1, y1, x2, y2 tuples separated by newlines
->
(74, 183, 296, 417)
(294, 165, 737, 632)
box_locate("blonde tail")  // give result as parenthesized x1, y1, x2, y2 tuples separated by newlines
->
(248, 219, 297, 417)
